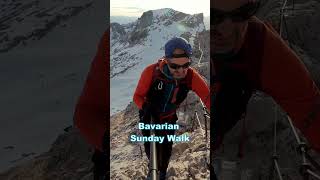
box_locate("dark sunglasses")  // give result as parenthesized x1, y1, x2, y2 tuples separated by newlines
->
(211, 2, 260, 25)
(168, 62, 191, 69)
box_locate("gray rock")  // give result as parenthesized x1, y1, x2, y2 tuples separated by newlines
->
(167, 167, 176, 177)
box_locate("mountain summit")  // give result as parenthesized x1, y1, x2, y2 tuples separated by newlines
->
(110, 8, 205, 77)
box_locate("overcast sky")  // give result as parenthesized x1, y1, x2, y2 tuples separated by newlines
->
(110, 0, 210, 17)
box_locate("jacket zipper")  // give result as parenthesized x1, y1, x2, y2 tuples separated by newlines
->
(163, 80, 178, 112)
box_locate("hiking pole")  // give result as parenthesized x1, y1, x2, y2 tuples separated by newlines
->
(150, 115, 159, 180)
(199, 99, 210, 143)
(199, 99, 212, 172)
(305, 152, 320, 174)
(199, 98, 210, 116)
(306, 169, 320, 180)
(194, 110, 211, 177)
(195, 111, 205, 138)
(272, 105, 283, 180)
(286, 115, 313, 180)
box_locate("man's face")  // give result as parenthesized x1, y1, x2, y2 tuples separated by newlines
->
(211, 0, 258, 56)
(167, 49, 191, 79)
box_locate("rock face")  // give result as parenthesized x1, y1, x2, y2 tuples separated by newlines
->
(181, 13, 204, 28)
(136, 11, 153, 30)
(0, 128, 95, 180)
(110, 22, 126, 40)
(193, 30, 210, 64)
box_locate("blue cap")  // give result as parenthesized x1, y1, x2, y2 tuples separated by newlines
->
(165, 37, 192, 58)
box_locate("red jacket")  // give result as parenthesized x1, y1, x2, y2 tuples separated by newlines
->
(133, 59, 210, 111)
(74, 31, 109, 152)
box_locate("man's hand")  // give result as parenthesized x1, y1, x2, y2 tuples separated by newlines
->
(139, 102, 152, 121)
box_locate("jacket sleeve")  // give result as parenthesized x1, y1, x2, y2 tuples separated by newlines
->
(74, 30, 109, 152)
(260, 24, 320, 152)
(191, 68, 211, 111)
(133, 64, 155, 109)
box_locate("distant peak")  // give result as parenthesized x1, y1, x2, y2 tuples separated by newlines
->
(151, 8, 175, 15)
(139, 8, 183, 19)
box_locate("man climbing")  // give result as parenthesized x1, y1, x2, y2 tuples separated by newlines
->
(211, 0, 320, 154)
(74, 30, 109, 180)
(133, 37, 210, 179)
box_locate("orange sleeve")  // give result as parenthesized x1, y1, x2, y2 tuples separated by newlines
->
(190, 68, 211, 111)
(260, 24, 320, 152)
(133, 64, 155, 109)
(74, 30, 108, 152)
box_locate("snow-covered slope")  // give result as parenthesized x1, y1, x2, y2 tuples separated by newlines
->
(110, 8, 206, 115)
(204, 16, 210, 30)
(0, 0, 106, 173)
(0, 0, 96, 53)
